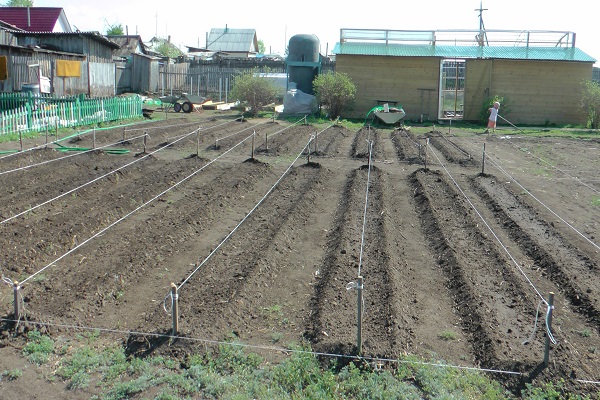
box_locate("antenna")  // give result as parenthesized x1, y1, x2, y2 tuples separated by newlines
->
(474, 1, 489, 46)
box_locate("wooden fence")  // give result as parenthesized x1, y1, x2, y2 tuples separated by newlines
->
(157, 60, 335, 99)
(0, 92, 142, 136)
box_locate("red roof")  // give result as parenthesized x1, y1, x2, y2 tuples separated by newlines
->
(0, 7, 65, 32)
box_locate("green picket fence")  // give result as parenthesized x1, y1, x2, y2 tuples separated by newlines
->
(0, 92, 143, 136)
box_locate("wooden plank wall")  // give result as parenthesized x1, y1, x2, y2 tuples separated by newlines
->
(335, 55, 440, 120)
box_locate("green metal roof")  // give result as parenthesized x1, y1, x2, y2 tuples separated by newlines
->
(332, 42, 596, 62)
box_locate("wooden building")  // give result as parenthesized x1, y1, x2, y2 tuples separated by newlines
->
(333, 29, 596, 126)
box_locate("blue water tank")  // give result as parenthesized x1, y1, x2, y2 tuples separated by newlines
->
(287, 34, 320, 95)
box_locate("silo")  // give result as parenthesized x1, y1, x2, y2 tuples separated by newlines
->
(287, 34, 321, 94)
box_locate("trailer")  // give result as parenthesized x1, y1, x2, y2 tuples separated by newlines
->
(159, 94, 210, 113)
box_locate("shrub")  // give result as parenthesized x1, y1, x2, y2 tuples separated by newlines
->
(480, 95, 511, 125)
(230, 68, 279, 116)
(580, 80, 600, 129)
(313, 72, 357, 120)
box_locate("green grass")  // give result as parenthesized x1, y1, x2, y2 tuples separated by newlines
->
(1, 368, 23, 381)
(591, 196, 600, 206)
(16, 330, 596, 399)
(438, 330, 458, 341)
(22, 330, 55, 365)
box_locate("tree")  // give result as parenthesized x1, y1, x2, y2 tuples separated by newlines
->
(3, 0, 33, 5)
(580, 80, 600, 129)
(154, 38, 183, 58)
(312, 72, 356, 119)
(230, 68, 278, 116)
(105, 21, 124, 36)
(257, 39, 266, 54)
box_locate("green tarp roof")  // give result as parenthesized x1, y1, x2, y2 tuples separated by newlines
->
(332, 42, 596, 62)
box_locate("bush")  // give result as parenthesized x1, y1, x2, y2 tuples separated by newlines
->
(313, 72, 357, 120)
(230, 68, 279, 116)
(480, 95, 510, 125)
(580, 80, 600, 129)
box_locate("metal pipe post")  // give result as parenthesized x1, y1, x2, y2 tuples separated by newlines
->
(13, 281, 21, 322)
(171, 283, 179, 336)
(481, 143, 486, 174)
(543, 292, 555, 367)
(357, 276, 364, 355)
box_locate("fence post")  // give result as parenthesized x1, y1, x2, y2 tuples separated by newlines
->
(265, 130, 268, 152)
(481, 143, 486, 175)
(13, 281, 21, 322)
(424, 139, 428, 169)
(543, 292, 555, 367)
(19, 130, 23, 152)
(196, 126, 200, 157)
(357, 276, 364, 355)
(170, 283, 179, 337)
(314, 131, 318, 155)
(251, 130, 255, 159)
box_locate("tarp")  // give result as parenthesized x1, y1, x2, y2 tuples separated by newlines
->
(56, 60, 81, 77)
(282, 88, 317, 115)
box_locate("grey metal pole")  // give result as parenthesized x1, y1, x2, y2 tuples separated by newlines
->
(357, 276, 364, 355)
(13, 281, 21, 322)
(543, 292, 555, 367)
(251, 130, 255, 159)
(481, 143, 486, 174)
(171, 283, 179, 336)
(196, 126, 200, 157)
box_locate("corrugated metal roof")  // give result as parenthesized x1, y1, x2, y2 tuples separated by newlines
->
(206, 28, 257, 53)
(0, 7, 66, 32)
(10, 30, 121, 49)
(333, 42, 596, 62)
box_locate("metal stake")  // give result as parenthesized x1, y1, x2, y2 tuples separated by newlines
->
(143, 131, 147, 153)
(19, 131, 23, 152)
(544, 292, 555, 367)
(251, 130, 255, 159)
(357, 276, 364, 355)
(92, 127, 96, 150)
(481, 143, 486, 174)
(13, 281, 21, 322)
(196, 126, 200, 157)
(170, 283, 179, 336)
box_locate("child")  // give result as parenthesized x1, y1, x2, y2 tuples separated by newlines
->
(486, 101, 500, 133)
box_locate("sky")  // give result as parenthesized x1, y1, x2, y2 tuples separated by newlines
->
(35, 0, 600, 64)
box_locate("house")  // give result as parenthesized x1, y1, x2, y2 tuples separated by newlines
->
(0, 7, 71, 32)
(203, 27, 259, 58)
(108, 35, 149, 60)
(333, 28, 596, 126)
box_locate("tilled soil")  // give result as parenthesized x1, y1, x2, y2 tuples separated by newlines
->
(0, 113, 598, 396)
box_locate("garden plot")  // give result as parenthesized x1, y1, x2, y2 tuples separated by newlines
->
(0, 115, 598, 396)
